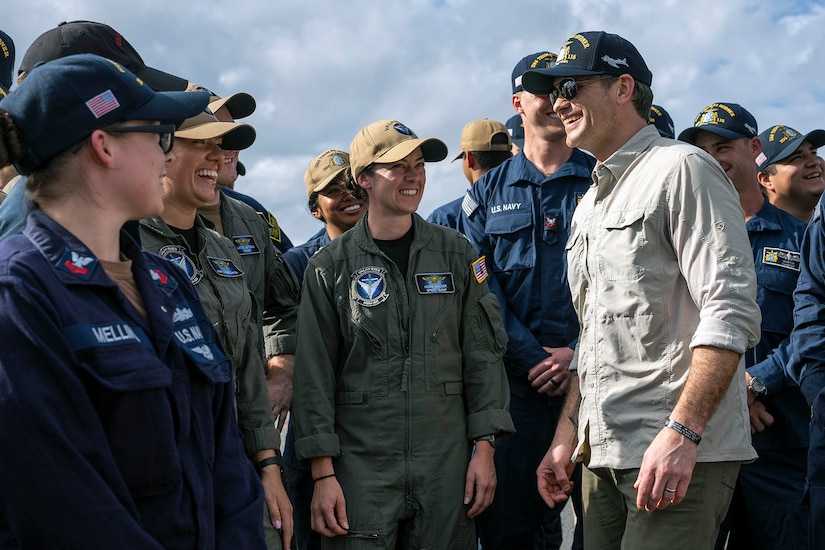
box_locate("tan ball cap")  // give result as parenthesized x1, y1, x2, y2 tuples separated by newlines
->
(349, 120, 448, 180)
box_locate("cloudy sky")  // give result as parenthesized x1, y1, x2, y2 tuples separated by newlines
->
(6, 0, 825, 243)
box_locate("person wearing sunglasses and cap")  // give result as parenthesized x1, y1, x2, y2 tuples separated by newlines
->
(524, 32, 761, 549)
(0, 54, 267, 547)
(756, 125, 825, 224)
(139, 105, 293, 548)
(462, 51, 594, 550)
(292, 120, 514, 548)
(0, 20, 189, 242)
(680, 105, 811, 550)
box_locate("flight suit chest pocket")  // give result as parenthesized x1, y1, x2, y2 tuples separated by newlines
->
(598, 208, 647, 282)
(485, 210, 534, 271)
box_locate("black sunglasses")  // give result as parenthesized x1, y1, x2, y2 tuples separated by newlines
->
(548, 76, 613, 103)
(105, 124, 177, 153)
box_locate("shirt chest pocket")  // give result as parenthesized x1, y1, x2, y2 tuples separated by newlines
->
(75, 345, 182, 498)
(598, 208, 647, 282)
(485, 210, 534, 271)
(755, 266, 798, 335)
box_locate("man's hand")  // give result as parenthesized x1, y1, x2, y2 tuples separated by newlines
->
(527, 347, 574, 396)
(536, 442, 576, 508)
(266, 354, 294, 430)
(464, 442, 496, 518)
(310, 476, 349, 537)
(744, 372, 774, 434)
(633, 426, 697, 512)
(260, 463, 294, 549)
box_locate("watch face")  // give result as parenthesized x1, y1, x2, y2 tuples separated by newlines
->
(750, 377, 767, 396)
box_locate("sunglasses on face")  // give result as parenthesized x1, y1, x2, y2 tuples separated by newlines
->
(548, 76, 613, 103)
(319, 174, 365, 200)
(105, 124, 177, 153)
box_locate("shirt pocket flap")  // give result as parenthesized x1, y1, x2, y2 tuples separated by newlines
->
(485, 210, 532, 236)
(601, 208, 645, 230)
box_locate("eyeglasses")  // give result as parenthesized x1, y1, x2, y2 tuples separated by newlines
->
(318, 177, 365, 200)
(548, 76, 614, 103)
(105, 124, 177, 153)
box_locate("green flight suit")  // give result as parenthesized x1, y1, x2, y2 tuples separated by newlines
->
(294, 213, 514, 548)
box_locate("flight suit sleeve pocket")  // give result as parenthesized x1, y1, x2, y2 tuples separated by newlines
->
(336, 391, 370, 405)
(468, 292, 508, 360)
(442, 381, 463, 395)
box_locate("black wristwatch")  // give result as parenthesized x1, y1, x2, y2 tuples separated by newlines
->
(748, 375, 767, 397)
(474, 435, 499, 449)
(256, 452, 284, 473)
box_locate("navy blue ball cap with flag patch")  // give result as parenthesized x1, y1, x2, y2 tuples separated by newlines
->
(756, 125, 825, 171)
(512, 51, 556, 94)
(522, 31, 652, 95)
(1, 53, 210, 175)
(0, 28, 15, 97)
(678, 102, 758, 144)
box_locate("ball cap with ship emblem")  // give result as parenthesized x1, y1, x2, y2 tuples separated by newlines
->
(521, 31, 652, 95)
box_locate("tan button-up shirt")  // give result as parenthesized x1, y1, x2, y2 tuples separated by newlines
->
(567, 125, 761, 469)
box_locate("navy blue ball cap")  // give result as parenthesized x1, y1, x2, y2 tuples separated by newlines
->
(505, 114, 524, 149)
(678, 102, 758, 144)
(19, 21, 187, 92)
(756, 125, 825, 171)
(512, 51, 556, 94)
(1, 53, 210, 174)
(522, 31, 652, 95)
(649, 104, 675, 139)
(0, 29, 15, 96)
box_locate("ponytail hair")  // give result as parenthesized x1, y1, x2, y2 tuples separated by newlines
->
(0, 110, 25, 170)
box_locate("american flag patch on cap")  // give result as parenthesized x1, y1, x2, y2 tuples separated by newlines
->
(86, 90, 120, 118)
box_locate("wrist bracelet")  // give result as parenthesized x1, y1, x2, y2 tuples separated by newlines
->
(313, 473, 336, 482)
(256, 453, 284, 473)
(664, 418, 702, 445)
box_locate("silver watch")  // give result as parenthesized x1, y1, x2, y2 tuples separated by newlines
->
(748, 375, 767, 397)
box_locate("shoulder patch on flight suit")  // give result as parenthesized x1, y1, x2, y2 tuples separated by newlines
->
(206, 257, 244, 277)
(462, 192, 479, 217)
(159, 244, 203, 284)
(266, 212, 283, 243)
(575, 191, 586, 205)
(56, 249, 98, 280)
(415, 273, 455, 294)
(762, 247, 801, 272)
(352, 266, 389, 307)
(231, 234, 261, 255)
(472, 256, 488, 283)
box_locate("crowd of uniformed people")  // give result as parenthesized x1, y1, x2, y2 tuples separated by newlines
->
(1, 20, 824, 550)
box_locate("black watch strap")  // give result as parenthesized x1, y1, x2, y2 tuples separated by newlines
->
(256, 453, 284, 473)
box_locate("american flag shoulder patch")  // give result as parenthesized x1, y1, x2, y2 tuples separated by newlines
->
(462, 192, 479, 218)
(472, 256, 488, 283)
(86, 90, 120, 118)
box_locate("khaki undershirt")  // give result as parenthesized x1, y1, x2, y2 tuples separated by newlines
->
(99, 255, 148, 323)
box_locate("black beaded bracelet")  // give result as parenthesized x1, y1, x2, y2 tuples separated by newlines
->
(664, 418, 701, 445)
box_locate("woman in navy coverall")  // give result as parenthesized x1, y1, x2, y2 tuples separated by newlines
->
(0, 54, 266, 548)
